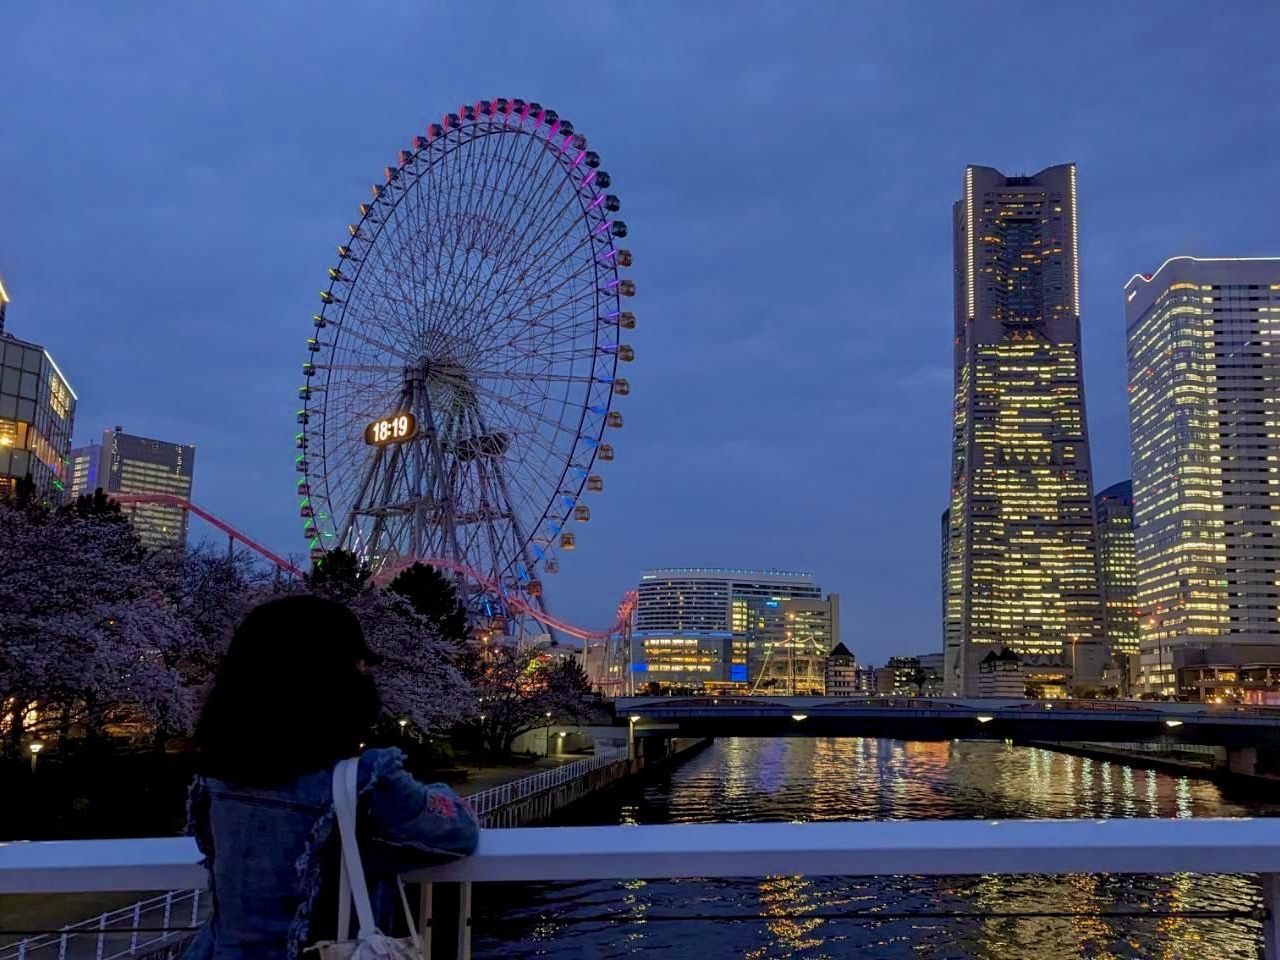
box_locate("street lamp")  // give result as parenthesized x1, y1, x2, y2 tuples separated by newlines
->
(397, 718, 408, 737)
(544, 711, 552, 757)
(627, 714, 641, 760)
(28, 741, 43, 773)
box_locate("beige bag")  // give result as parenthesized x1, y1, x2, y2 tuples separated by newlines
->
(310, 757, 419, 960)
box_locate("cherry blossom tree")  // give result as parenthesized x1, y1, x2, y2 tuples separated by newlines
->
(306, 550, 474, 735)
(470, 644, 598, 757)
(350, 591, 473, 735)
(0, 500, 194, 755)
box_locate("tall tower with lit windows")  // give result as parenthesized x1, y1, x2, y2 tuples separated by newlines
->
(1125, 256, 1280, 698)
(942, 164, 1106, 696)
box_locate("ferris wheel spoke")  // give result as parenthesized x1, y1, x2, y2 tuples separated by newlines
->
(467, 195, 599, 346)
(467, 369, 599, 384)
(337, 322, 416, 364)
(313, 364, 403, 375)
(449, 138, 589, 339)
(434, 130, 518, 333)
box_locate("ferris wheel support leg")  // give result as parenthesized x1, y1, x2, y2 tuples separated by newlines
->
(340, 443, 387, 552)
(415, 379, 463, 576)
(485, 440, 555, 644)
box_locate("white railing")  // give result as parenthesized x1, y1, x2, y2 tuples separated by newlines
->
(0, 749, 631, 959)
(0, 890, 202, 960)
(463, 746, 630, 818)
(2, 819, 1279, 958)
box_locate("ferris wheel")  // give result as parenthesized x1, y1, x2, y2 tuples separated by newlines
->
(295, 98, 635, 619)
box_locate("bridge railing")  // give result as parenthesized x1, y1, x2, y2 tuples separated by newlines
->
(2, 818, 1278, 959)
(0, 889, 202, 960)
(464, 746, 629, 820)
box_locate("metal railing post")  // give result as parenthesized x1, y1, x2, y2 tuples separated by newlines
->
(190, 888, 201, 925)
(1263, 873, 1279, 960)
(58, 933, 68, 960)
(94, 914, 107, 960)
(129, 901, 142, 952)
(455, 882, 472, 960)
(417, 882, 433, 959)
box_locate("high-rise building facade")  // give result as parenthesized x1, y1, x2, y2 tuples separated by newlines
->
(1126, 256, 1280, 696)
(0, 277, 77, 500)
(943, 164, 1106, 696)
(632, 568, 835, 691)
(1095, 480, 1139, 667)
(101, 427, 196, 547)
(67, 441, 103, 497)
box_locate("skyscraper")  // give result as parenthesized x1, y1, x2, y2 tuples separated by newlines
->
(943, 164, 1106, 696)
(1126, 256, 1280, 697)
(1095, 480, 1139, 671)
(0, 274, 77, 500)
(67, 441, 103, 497)
(632, 568, 836, 692)
(101, 427, 196, 547)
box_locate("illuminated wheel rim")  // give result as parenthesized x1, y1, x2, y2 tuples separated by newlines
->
(295, 98, 634, 603)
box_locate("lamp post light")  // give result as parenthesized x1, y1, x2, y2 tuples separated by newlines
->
(28, 741, 43, 773)
(628, 714, 641, 760)
(398, 718, 408, 738)
(544, 711, 553, 758)
(557, 730, 566, 757)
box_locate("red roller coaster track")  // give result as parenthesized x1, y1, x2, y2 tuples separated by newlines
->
(110, 494, 636, 642)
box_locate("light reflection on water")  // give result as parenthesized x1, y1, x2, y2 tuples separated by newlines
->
(474, 738, 1280, 959)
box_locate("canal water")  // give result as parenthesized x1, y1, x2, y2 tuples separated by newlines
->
(473, 738, 1280, 959)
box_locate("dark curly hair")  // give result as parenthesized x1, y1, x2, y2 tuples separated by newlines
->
(194, 595, 382, 785)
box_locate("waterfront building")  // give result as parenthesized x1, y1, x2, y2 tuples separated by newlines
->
(1171, 644, 1280, 704)
(1126, 256, 1280, 698)
(976, 648, 1024, 698)
(632, 568, 833, 691)
(874, 666, 896, 695)
(823, 642, 858, 697)
(876, 656, 936, 696)
(1095, 480, 1139, 682)
(100, 426, 196, 547)
(915, 652, 945, 696)
(752, 594, 840, 694)
(0, 276, 77, 500)
(67, 441, 103, 497)
(943, 163, 1106, 696)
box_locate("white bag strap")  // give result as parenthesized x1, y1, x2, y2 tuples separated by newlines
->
(332, 757, 379, 938)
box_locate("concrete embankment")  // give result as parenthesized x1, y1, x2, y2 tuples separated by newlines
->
(481, 737, 710, 828)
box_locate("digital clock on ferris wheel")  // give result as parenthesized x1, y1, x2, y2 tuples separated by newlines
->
(364, 413, 418, 446)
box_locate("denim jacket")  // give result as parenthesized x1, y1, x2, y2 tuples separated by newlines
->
(183, 747, 479, 959)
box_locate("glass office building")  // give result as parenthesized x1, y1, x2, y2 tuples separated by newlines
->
(943, 164, 1106, 696)
(1095, 480, 1139, 664)
(67, 441, 103, 497)
(632, 567, 836, 691)
(101, 427, 196, 548)
(1126, 256, 1280, 697)
(0, 277, 77, 499)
